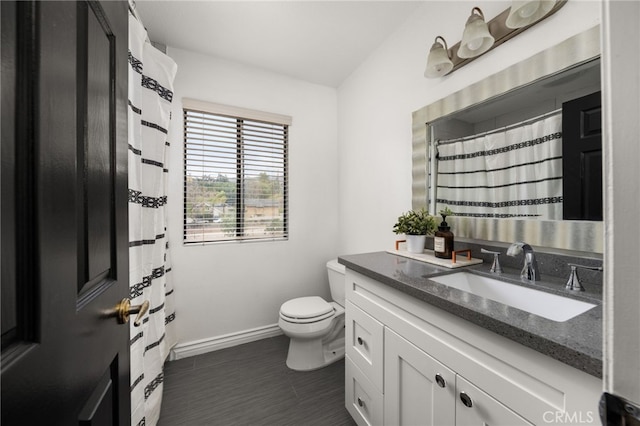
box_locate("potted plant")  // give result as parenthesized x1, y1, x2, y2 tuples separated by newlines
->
(393, 208, 437, 253)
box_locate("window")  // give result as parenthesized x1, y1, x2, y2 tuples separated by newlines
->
(183, 99, 290, 244)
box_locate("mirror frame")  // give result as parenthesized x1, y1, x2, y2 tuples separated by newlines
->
(412, 25, 602, 253)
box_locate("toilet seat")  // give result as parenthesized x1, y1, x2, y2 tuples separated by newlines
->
(280, 296, 335, 324)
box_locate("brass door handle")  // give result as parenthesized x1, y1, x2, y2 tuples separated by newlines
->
(115, 298, 149, 327)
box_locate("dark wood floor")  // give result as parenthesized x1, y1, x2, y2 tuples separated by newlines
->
(158, 334, 356, 426)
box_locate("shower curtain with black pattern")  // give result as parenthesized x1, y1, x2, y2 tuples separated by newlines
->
(436, 112, 563, 220)
(128, 10, 177, 426)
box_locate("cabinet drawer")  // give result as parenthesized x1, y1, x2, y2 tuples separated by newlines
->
(456, 375, 534, 426)
(346, 355, 383, 426)
(346, 300, 384, 392)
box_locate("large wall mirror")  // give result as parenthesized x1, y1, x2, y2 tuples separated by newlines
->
(412, 25, 603, 254)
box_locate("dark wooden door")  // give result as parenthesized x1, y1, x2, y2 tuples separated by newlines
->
(562, 91, 603, 221)
(1, 1, 130, 424)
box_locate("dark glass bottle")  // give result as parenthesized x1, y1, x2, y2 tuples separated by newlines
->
(434, 215, 454, 259)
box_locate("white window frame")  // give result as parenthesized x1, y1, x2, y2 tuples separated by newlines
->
(183, 98, 291, 244)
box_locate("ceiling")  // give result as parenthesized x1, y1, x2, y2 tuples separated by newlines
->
(134, 1, 424, 87)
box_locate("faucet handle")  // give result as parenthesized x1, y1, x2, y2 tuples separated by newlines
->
(566, 263, 603, 291)
(481, 248, 503, 274)
(567, 263, 603, 272)
(481, 248, 500, 254)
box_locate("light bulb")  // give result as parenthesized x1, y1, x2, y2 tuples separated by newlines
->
(425, 36, 453, 78)
(506, 1, 559, 30)
(458, 7, 494, 59)
(518, 2, 539, 18)
(466, 38, 483, 51)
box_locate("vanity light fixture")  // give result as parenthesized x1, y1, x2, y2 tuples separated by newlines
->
(506, 0, 557, 29)
(424, 0, 567, 78)
(424, 36, 454, 78)
(458, 7, 495, 59)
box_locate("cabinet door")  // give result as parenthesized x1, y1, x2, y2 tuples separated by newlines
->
(384, 329, 456, 426)
(455, 375, 533, 426)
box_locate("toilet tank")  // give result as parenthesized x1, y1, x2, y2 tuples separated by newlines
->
(326, 259, 346, 307)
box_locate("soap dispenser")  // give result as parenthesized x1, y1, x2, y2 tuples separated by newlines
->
(434, 208, 454, 259)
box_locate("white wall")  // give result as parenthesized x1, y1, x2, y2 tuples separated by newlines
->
(165, 0, 602, 351)
(337, 0, 601, 255)
(166, 48, 339, 346)
(602, 0, 640, 406)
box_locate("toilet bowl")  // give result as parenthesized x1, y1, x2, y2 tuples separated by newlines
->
(278, 259, 346, 371)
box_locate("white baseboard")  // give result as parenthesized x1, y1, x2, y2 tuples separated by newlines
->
(169, 324, 283, 361)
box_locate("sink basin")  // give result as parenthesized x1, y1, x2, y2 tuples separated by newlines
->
(429, 272, 596, 322)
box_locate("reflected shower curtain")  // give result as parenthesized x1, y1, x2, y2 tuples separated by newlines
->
(436, 112, 563, 220)
(128, 12, 177, 426)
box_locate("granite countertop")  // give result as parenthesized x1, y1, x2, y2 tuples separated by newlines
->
(338, 251, 602, 378)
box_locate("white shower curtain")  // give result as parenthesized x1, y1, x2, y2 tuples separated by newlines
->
(436, 112, 563, 220)
(128, 11, 178, 426)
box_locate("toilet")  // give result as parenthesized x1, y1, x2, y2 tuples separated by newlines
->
(278, 259, 346, 371)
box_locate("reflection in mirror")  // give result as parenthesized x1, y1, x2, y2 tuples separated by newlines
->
(412, 26, 603, 253)
(429, 58, 601, 222)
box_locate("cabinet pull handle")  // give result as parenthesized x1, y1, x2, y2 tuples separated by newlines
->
(460, 392, 473, 408)
(357, 337, 364, 345)
(435, 373, 446, 388)
(357, 397, 365, 407)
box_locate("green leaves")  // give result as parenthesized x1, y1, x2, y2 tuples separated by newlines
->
(393, 208, 437, 235)
(438, 206, 453, 218)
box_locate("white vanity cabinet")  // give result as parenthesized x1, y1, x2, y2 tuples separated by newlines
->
(346, 353, 383, 426)
(384, 327, 532, 426)
(455, 375, 532, 426)
(344, 268, 601, 426)
(345, 300, 384, 425)
(383, 328, 456, 425)
(346, 300, 384, 392)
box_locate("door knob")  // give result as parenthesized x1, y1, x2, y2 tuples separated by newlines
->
(115, 298, 149, 327)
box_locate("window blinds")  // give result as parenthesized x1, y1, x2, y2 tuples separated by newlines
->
(183, 99, 290, 244)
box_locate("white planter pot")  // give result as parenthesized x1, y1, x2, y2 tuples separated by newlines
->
(405, 235, 426, 253)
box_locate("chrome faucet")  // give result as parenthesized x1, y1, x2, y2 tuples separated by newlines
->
(507, 242, 540, 283)
(566, 263, 603, 291)
(480, 248, 503, 274)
